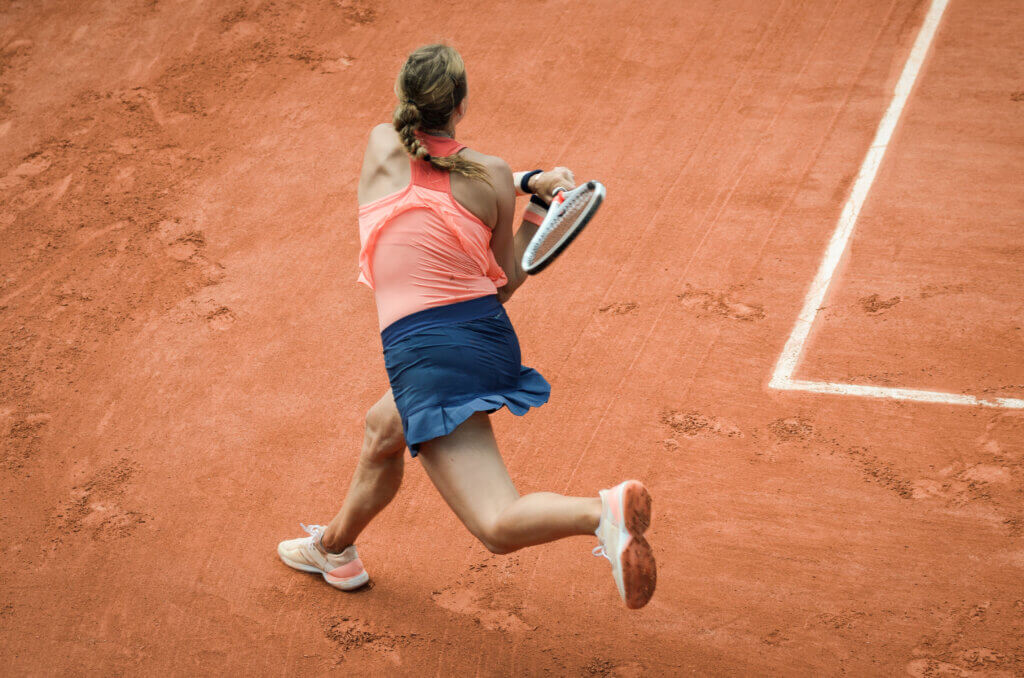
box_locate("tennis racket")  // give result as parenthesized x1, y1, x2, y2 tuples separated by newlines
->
(522, 180, 605, 275)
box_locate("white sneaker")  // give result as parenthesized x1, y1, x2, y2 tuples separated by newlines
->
(277, 524, 370, 591)
(593, 480, 656, 609)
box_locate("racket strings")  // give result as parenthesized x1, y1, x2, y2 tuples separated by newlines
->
(532, 189, 594, 259)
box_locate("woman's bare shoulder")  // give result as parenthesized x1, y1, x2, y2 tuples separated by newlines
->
(367, 123, 401, 152)
(460, 147, 508, 171)
(361, 123, 407, 170)
(359, 123, 409, 204)
(459, 147, 512, 188)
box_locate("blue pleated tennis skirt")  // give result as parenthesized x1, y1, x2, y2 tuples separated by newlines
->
(381, 295, 550, 457)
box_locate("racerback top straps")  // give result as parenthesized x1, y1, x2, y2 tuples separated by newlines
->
(410, 133, 466, 192)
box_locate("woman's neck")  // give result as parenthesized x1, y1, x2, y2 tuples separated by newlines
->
(421, 123, 455, 138)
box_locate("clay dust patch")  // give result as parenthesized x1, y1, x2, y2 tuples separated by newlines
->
(761, 629, 791, 646)
(155, 220, 226, 286)
(430, 587, 531, 633)
(164, 231, 206, 261)
(0, 76, 218, 441)
(0, 151, 52, 191)
(980, 383, 1024, 399)
(859, 293, 901, 315)
(1010, 91, 1024, 102)
(286, 48, 355, 73)
(677, 286, 765, 321)
(1, 411, 50, 472)
(910, 461, 1010, 507)
(167, 296, 239, 331)
(904, 413, 1024, 514)
(976, 412, 1024, 460)
(582, 659, 646, 677)
(321, 616, 393, 651)
(768, 417, 814, 443)
(958, 648, 1007, 668)
(838, 447, 914, 499)
(430, 554, 533, 633)
(920, 283, 967, 299)
(661, 409, 743, 439)
(320, 615, 414, 666)
(582, 658, 616, 676)
(2, 38, 34, 56)
(904, 658, 972, 677)
(0, 38, 33, 101)
(814, 611, 867, 630)
(50, 457, 152, 544)
(204, 306, 237, 330)
(598, 301, 638, 315)
(906, 600, 1022, 677)
(788, 420, 1011, 509)
(219, 6, 249, 29)
(338, 1, 377, 24)
(212, 1, 361, 76)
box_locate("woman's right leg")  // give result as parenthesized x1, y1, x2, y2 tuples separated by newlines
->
(416, 412, 601, 554)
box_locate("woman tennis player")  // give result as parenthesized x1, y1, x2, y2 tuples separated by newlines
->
(278, 44, 656, 609)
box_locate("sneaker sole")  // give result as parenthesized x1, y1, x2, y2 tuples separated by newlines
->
(278, 550, 370, 592)
(622, 480, 652, 536)
(324, 570, 370, 592)
(619, 481, 656, 609)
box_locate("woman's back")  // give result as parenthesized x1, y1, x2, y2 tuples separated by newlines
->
(357, 127, 507, 329)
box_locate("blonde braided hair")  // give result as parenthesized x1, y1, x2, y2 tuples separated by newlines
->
(393, 44, 491, 186)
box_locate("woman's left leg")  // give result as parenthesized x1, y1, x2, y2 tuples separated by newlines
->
(321, 389, 406, 551)
(416, 412, 600, 554)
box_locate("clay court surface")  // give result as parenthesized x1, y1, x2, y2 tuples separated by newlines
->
(2, 0, 1022, 674)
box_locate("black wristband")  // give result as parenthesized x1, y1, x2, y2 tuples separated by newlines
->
(529, 193, 550, 210)
(520, 169, 542, 194)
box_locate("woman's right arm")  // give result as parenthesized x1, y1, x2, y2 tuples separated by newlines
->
(483, 158, 522, 303)
(495, 167, 575, 303)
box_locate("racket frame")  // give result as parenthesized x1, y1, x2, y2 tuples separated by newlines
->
(522, 180, 605, 275)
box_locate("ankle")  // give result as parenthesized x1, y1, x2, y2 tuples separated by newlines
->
(320, 532, 352, 555)
(586, 496, 602, 534)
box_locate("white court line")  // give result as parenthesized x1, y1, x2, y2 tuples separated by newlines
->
(769, 0, 1023, 410)
(783, 380, 1024, 410)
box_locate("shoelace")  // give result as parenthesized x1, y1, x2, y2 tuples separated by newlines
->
(592, 545, 611, 562)
(300, 523, 330, 555)
(300, 523, 325, 539)
(300, 523, 352, 561)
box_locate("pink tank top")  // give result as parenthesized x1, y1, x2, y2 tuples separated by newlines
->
(357, 133, 507, 329)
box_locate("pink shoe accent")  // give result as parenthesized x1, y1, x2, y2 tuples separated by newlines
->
(606, 485, 625, 525)
(326, 557, 365, 581)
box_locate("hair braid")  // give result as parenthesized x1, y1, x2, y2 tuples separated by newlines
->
(392, 44, 492, 186)
(393, 100, 431, 161)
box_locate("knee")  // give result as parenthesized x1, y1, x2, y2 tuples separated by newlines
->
(475, 520, 517, 556)
(362, 405, 403, 462)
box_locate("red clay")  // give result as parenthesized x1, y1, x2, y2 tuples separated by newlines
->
(800, 0, 1024, 399)
(2, 0, 1022, 675)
